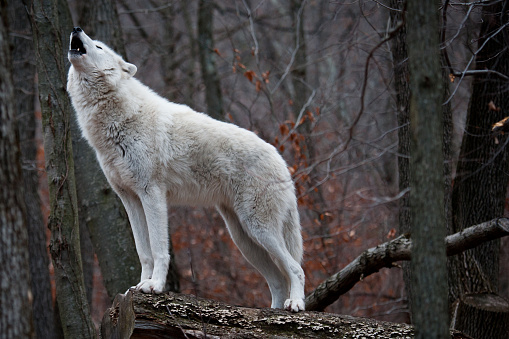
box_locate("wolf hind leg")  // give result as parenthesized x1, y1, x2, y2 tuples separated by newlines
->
(217, 205, 290, 309)
(238, 211, 305, 312)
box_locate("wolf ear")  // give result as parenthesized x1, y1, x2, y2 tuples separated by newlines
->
(123, 62, 137, 78)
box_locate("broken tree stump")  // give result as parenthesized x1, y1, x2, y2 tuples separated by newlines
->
(451, 293, 509, 339)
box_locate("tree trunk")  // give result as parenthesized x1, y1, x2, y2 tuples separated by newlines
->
(388, 0, 412, 318)
(449, 1, 509, 302)
(406, 1, 449, 338)
(27, 0, 97, 337)
(198, 0, 224, 120)
(77, 0, 127, 59)
(0, 3, 34, 337)
(289, 0, 330, 241)
(7, 1, 57, 338)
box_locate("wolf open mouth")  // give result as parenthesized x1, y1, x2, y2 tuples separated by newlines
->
(70, 36, 86, 55)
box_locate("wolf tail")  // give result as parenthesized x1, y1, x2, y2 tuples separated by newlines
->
(283, 208, 303, 264)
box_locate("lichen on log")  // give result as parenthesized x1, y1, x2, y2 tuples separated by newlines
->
(102, 290, 418, 338)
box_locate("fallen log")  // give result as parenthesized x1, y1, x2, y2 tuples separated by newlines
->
(102, 290, 415, 338)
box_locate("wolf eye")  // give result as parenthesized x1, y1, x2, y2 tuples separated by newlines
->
(96, 45, 103, 49)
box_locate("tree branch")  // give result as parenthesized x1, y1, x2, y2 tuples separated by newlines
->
(305, 218, 509, 311)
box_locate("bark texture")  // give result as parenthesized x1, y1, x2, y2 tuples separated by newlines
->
(450, 293, 509, 339)
(103, 290, 417, 339)
(0, 2, 34, 336)
(27, 0, 96, 337)
(77, 0, 127, 58)
(449, 0, 509, 302)
(8, 1, 57, 337)
(100, 290, 478, 339)
(198, 0, 223, 120)
(388, 0, 412, 318)
(406, 1, 448, 338)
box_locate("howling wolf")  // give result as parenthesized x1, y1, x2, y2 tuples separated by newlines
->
(67, 27, 305, 312)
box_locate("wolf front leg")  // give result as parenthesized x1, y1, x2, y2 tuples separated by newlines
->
(115, 188, 154, 285)
(136, 186, 170, 294)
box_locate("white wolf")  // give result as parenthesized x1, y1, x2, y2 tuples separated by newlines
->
(67, 27, 305, 312)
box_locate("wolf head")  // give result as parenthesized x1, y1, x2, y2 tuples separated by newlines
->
(68, 27, 137, 84)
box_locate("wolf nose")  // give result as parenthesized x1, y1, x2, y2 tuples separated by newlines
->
(73, 27, 82, 34)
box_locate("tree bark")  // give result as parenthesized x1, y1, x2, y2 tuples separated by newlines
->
(100, 290, 477, 339)
(450, 293, 509, 339)
(77, 0, 127, 59)
(27, 0, 97, 337)
(7, 1, 57, 338)
(198, 0, 224, 120)
(406, 1, 449, 337)
(449, 0, 509, 302)
(0, 2, 34, 336)
(305, 218, 509, 312)
(388, 0, 413, 318)
(103, 290, 418, 339)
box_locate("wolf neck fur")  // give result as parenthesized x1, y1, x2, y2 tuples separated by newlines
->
(69, 68, 140, 148)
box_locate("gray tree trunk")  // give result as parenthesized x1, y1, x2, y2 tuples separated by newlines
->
(0, 4, 34, 337)
(449, 3, 509, 338)
(7, 1, 57, 338)
(406, 1, 449, 338)
(389, 1, 453, 322)
(388, 0, 412, 319)
(449, 1, 509, 299)
(27, 0, 96, 337)
(198, 0, 224, 120)
(77, 0, 127, 58)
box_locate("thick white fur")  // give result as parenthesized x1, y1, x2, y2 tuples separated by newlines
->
(67, 29, 305, 312)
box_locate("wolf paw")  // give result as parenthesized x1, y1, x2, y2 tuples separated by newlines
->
(135, 278, 165, 294)
(284, 298, 305, 312)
